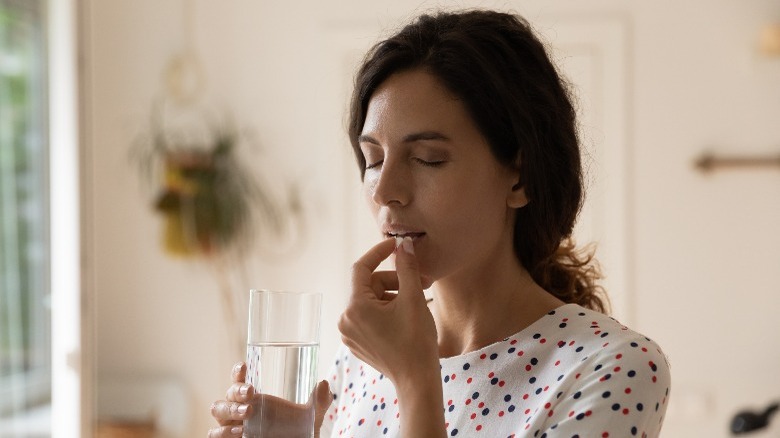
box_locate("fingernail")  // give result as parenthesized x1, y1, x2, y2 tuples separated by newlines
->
(237, 404, 248, 414)
(394, 236, 403, 248)
(401, 236, 414, 255)
(239, 384, 250, 395)
(231, 426, 242, 435)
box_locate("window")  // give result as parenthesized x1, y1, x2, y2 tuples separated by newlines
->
(0, 0, 51, 426)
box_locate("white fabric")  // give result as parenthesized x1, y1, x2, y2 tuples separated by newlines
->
(321, 303, 670, 437)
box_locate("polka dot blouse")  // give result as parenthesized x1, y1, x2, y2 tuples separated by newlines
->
(320, 303, 670, 437)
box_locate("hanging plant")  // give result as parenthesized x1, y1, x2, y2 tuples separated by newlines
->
(139, 117, 284, 258)
(130, 0, 307, 356)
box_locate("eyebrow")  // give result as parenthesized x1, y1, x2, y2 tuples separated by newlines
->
(358, 131, 451, 145)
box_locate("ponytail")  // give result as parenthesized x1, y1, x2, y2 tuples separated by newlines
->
(534, 239, 609, 313)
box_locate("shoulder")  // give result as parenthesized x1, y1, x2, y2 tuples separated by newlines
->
(556, 304, 670, 383)
(548, 305, 671, 435)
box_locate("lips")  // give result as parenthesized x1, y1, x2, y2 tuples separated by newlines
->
(387, 231, 426, 240)
(383, 224, 426, 240)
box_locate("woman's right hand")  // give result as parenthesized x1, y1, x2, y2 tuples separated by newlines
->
(208, 361, 334, 438)
(208, 362, 255, 437)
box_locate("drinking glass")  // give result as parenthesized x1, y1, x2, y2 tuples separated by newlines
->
(243, 289, 322, 438)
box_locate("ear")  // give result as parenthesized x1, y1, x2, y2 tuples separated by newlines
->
(507, 181, 529, 208)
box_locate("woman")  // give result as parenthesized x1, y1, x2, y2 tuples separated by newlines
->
(210, 10, 670, 437)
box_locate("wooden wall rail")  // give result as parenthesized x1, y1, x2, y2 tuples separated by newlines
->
(694, 152, 780, 173)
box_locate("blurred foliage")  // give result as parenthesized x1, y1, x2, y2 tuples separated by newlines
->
(133, 108, 287, 258)
(0, 0, 49, 382)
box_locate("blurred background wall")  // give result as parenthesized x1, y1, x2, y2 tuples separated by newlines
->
(79, 0, 780, 436)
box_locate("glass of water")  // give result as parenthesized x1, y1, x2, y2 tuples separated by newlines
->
(244, 289, 322, 438)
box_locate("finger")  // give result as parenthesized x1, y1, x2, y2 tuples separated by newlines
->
(231, 362, 246, 384)
(226, 382, 255, 402)
(372, 270, 433, 294)
(370, 271, 400, 301)
(394, 237, 424, 301)
(371, 270, 399, 292)
(207, 425, 243, 438)
(351, 238, 397, 294)
(210, 400, 252, 424)
(313, 380, 334, 433)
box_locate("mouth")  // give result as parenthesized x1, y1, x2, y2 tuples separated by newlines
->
(385, 231, 426, 241)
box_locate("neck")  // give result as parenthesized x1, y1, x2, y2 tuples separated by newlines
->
(429, 249, 564, 358)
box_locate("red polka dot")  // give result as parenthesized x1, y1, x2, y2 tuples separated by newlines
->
(476, 425, 482, 431)
(625, 387, 632, 394)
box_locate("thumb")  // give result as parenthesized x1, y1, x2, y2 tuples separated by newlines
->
(313, 380, 333, 435)
(394, 237, 424, 300)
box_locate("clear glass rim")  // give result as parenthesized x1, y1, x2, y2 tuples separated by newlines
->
(248, 289, 321, 297)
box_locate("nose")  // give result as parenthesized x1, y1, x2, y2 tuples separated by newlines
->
(369, 158, 410, 207)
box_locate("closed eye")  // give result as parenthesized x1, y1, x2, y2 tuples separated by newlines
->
(414, 158, 446, 167)
(365, 160, 383, 170)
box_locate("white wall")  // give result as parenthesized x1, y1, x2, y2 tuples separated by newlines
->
(84, 1, 780, 436)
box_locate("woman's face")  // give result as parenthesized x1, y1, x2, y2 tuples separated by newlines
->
(359, 69, 526, 281)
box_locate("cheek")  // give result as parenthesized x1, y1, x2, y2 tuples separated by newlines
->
(439, 178, 509, 231)
(362, 177, 379, 214)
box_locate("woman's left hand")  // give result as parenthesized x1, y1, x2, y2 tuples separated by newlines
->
(337, 237, 438, 388)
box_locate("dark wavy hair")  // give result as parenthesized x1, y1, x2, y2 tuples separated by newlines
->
(348, 10, 608, 313)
